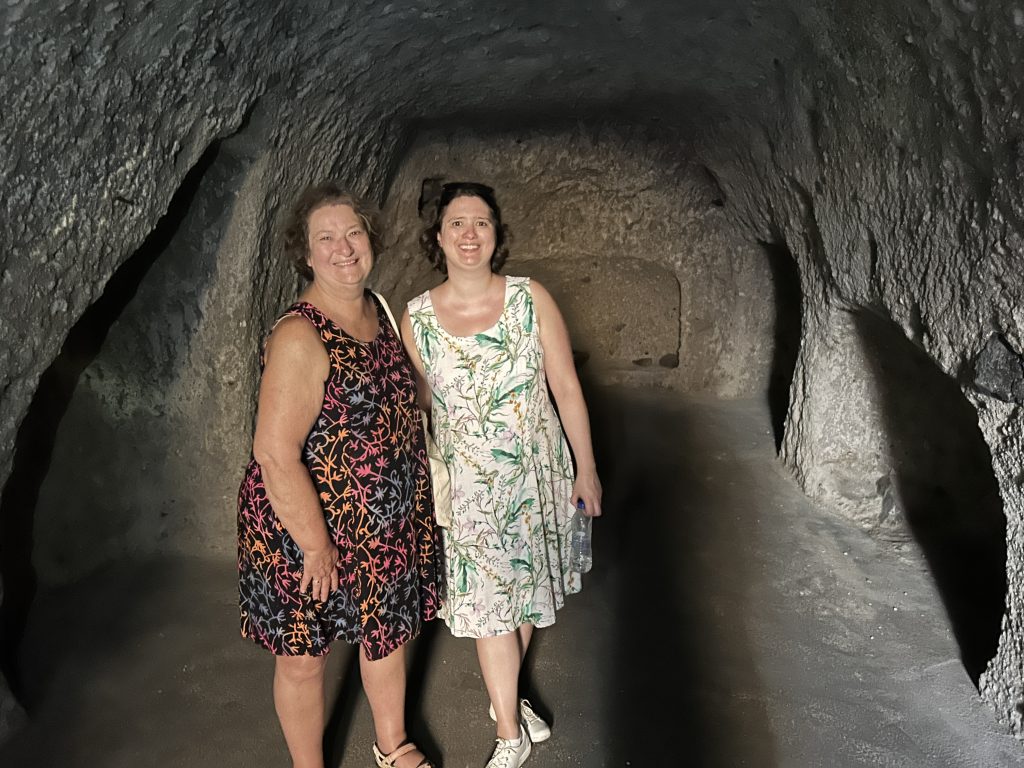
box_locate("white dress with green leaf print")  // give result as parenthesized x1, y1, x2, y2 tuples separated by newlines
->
(409, 276, 581, 638)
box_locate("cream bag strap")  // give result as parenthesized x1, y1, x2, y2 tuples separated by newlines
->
(371, 290, 453, 527)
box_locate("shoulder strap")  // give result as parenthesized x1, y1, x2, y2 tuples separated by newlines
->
(371, 290, 401, 335)
(272, 302, 327, 333)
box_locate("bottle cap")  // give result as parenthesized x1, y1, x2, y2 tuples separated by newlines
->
(576, 499, 585, 510)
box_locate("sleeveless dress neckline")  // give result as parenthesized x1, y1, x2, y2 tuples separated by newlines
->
(425, 276, 510, 340)
(292, 296, 382, 345)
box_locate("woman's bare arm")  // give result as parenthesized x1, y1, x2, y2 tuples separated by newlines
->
(251, 315, 339, 601)
(531, 280, 603, 517)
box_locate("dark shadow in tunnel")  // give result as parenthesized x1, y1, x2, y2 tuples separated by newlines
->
(758, 238, 802, 453)
(853, 308, 1006, 685)
(583, 382, 778, 766)
(0, 141, 221, 708)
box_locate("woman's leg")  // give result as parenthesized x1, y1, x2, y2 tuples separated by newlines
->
(510, 622, 551, 741)
(477, 631, 523, 739)
(274, 654, 328, 768)
(516, 623, 534, 663)
(360, 644, 427, 767)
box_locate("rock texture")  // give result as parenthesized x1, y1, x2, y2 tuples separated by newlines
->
(700, 2, 1024, 732)
(1, 0, 1023, 743)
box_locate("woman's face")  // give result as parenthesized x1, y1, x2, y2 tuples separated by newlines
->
(437, 195, 496, 273)
(305, 203, 373, 289)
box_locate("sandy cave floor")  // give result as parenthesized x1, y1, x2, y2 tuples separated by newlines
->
(1, 388, 1022, 767)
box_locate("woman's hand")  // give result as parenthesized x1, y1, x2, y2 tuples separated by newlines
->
(300, 544, 340, 603)
(572, 468, 603, 517)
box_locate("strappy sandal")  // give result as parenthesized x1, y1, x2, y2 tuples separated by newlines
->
(372, 740, 434, 768)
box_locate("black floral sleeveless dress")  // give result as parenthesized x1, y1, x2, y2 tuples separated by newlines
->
(237, 294, 443, 659)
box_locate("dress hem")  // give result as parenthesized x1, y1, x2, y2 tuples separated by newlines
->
(439, 585, 581, 639)
(240, 614, 437, 660)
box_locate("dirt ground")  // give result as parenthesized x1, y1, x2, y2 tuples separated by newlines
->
(1, 388, 1022, 767)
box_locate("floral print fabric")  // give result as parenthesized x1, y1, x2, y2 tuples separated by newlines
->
(237, 294, 443, 659)
(409, 276, 579, 638)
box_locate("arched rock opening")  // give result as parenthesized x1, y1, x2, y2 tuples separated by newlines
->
(0, 140, 222, 702)
(853, 307, 1006, 685)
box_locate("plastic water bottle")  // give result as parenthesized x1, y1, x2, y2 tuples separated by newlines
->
(570, 500, 593, 573)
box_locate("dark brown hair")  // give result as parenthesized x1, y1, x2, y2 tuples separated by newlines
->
(419, 181, 510, 275)
(282, 182, 382, 280)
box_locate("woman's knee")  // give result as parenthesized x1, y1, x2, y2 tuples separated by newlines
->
(275, 653, 328, 684)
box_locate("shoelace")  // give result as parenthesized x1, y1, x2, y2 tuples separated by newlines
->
(520, 704, 542, 726)
(488, 737, 525, 768)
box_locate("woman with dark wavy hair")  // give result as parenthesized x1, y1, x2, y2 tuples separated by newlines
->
(401, 181, 603, 768)
(237, 181, 442, 768)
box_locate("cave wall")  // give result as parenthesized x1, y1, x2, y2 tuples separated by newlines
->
(374, 127, 774, 395)
(698, 0, 1024, 731)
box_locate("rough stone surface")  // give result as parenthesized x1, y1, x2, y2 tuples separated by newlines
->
(1, 0, 1023, 744)
(974, 395, 1024, 735)
(973, 334, 1024, 404)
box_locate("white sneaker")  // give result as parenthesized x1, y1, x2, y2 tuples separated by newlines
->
(485, 725, 532, 768)
(488, 699, 551, 743)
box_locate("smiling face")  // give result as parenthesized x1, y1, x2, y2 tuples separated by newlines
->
(305, 203, 374, 289)
(437, 195, 497, 274)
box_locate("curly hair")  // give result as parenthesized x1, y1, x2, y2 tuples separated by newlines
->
(419, 181, 510, 275)
(281, 182, 382, 280)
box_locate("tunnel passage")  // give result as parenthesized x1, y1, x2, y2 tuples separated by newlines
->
(853, 308, 1006, 684)
(1, 117, 1017, 745)
(3, 0, 1024, 749)
(0, 121, 784, 716)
